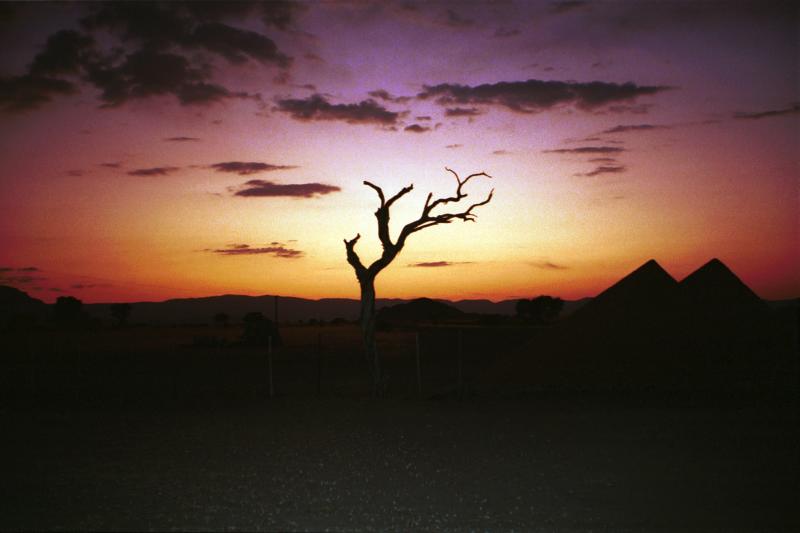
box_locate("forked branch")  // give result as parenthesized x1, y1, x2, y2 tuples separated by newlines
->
(344, 233, 366, 278)
(345, 168, 494, 279)
(400, 167, 493, 243)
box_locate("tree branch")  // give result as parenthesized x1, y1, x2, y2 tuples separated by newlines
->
(363, 181, 385, 206)
(347, 169, 494, 280)
(344, 233, 366, 279)
(399, 167, 493, 244)
(362, 181, 414, 253)
(385, 183, 413, 209)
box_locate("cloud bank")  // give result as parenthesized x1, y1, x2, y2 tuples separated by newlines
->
(210, 243, 303, 258)
(275, 94, 402, 125)
(232, 179, 341, 198)
(210, 161, 297, 175)
(418, 79, 670, 114)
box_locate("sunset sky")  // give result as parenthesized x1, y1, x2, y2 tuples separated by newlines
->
(1, 1, 797, 304)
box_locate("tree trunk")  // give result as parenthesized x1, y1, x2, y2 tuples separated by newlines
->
(345, 170, 494, 396)
(358, 275, 382, 396)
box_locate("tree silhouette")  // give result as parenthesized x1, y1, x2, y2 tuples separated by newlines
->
(110, 303, 132, 327)
(516, 295, 564, 324)
(54, 296, 85, 326)
(344, 167, 494, 394)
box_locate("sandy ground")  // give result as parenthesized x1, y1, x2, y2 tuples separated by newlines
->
(1, 394, 797, 532)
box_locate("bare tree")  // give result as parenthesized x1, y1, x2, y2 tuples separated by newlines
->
(344, 167, 494, 394)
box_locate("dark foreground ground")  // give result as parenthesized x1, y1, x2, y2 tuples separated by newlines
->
(1, 393, 797, 532)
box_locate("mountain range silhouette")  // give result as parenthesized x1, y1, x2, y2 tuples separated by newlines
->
(0, 258, 791, 327)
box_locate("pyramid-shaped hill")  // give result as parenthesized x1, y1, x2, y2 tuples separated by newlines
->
(570, 259, 679, 325)
(679, 258, 767, 317)
(377, 297, 464, 325)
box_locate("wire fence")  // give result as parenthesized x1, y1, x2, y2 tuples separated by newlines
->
(0, 324, 543, 403)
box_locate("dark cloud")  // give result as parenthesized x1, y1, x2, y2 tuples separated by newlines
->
(548, 1, 589, 15)
(408, 261, 472, 268)
(0, 75, 75, 112)
(415, 115, 432, 121)
(257, 1, 302, 30)
(1, 266, 39, 273)
(127, 166, 181, 177)
(66, 170, 85, 177)
(733, 103, 800, 120)
(86, 49, 232, 107)
(29, 30, 95, 76)
(81, 2, 190, 47)
(575, 165, 627, 177)
(275, 94, 402, 125)
(368, 89, 411, 104)
(188, 22, 290, 67)
(544, 146, 625, 154)
(182, 1, 301, 31)
(164, 136, 200, 142)
(2, 2, 296, 112)
(210, 162, 297, 175)
(99, 162, 122, 168)
(211, 243, 303, 258)
(71, 283, 111, 289)
(232, 179, 341, 198)
(492, 150, 511, 155)
(531, 261, 570, 270)
(418, 79, 670, 114)
(588, 157, 618, 163)
(566, 136, 604, 143)
(0, 274, 46, 284)
(404, 124, 430, 133)
(493, 27, 520, 38)
(445, 144, 463, 149)
(601, 123, 669, 134)
(81, 2, 298, 49)
(605, 103, 654, 114)
(445, 106, 482, 117)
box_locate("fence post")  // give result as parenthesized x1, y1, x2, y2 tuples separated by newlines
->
(457, 329, 464, 400)
(316, 332, 322, 396)
(27, 332, 36, 395)
(415, 332, 422, 397)
(267, 335, 274, 398)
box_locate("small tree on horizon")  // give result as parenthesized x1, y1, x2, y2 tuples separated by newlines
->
(516, 295, 564, 324)
(344, 167, 494, 395)
(54, 295, 86, 326)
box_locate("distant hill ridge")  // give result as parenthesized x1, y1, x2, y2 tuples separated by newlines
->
(0, 285, 49, 322)
(0, 258, 785, 326)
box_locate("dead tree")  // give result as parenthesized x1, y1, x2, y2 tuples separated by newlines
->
(344, 167, 494, 395)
